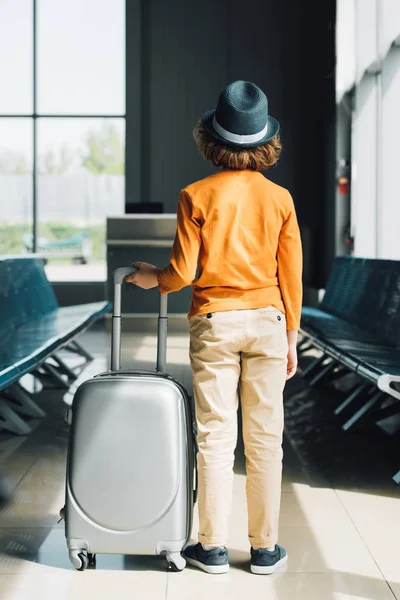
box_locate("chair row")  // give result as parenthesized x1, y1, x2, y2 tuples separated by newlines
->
(299, 256, 400, 485)
(0, 255, 110, 435)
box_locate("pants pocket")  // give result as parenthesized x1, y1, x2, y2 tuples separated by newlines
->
(259, 306, 286, 322)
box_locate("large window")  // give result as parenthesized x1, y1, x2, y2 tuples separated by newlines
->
(0, 0, 125, 281)
(0, 119, 33, 255)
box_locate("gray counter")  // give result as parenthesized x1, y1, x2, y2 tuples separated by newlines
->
(106, 215, 192, 317)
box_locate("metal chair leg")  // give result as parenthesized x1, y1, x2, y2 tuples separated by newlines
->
(67, 341, 93, 362)
(52, 355, 78, 381)
(7, 384, 46, 418)
(301, 353, 328, 378)
(0, 397, 32, 435)
(342, 390, 385, 432)
(41, 363, 70, 389)
(309, 360, 336, 387)
(334, 382, 371, 416)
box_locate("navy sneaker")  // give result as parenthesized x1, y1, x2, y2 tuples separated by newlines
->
(183, 543, 229, 574)
(250, 545, 288, 575)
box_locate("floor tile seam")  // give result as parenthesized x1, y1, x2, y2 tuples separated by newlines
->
(331, 487, 391, 582)
(385, 580, 399, 600)
(1, 456, 38, 495)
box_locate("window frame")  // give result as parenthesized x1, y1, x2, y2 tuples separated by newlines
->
(0, 0, 126, 263)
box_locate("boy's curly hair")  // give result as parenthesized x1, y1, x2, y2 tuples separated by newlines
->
(193, 121, 282, 171)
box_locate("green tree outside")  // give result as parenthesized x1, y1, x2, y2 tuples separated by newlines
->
(40, 145, 74, 175)
(81, 122, 125, 175)
(1, 122, 125, 260)
(15, 156, 30, 175)
(0, 122, 125, 176)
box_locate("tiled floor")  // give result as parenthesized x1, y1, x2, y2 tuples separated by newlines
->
(0, 324, 399, 599)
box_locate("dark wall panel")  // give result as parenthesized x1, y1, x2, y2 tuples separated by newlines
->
(147, 0, 229, 212)
(228, 0, 293, 191)
(125, 0, 143, 208)
(126, 0, 336, 288)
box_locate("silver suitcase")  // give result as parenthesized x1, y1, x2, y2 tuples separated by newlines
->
(64, 267, 197, 572)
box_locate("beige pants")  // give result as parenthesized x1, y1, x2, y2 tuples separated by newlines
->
(189, 307, 288, 549)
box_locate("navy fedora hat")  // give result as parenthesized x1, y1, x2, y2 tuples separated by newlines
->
(201, 80, 280, 149)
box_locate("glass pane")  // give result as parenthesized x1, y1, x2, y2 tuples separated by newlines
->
(38, 0, 125, 114)
(37, 118, 125, 281)
(0, 0, 33, 113)
(0, 119, 33, 255)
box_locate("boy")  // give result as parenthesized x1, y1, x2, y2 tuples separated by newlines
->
(127, 80, 303, 575)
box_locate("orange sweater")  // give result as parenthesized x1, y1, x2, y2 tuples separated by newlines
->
(158, 170, 303, 330)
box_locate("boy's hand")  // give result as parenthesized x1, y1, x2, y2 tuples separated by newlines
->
(286, 343, 298, 380)
(125, 262, 160, 290)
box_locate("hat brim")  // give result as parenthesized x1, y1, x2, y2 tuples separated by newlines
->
(200, 109, 280, 148)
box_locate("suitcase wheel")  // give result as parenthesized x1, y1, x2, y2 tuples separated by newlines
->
(69, 549, 89, 571)
(166, 552, 186, 572)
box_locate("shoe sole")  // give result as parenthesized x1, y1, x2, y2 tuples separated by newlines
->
(185, 556, 229, 574)
(250, 554, 288, 575)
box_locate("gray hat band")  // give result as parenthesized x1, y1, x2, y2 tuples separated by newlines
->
(212, 115, 269, 145)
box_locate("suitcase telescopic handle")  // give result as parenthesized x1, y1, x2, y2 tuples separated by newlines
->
(111, 267, 168, 373)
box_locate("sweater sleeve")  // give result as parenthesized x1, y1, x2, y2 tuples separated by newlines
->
(157, 190, 201, 294)
(276, 191, 303, 330)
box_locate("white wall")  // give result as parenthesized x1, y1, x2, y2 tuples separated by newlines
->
(340, 0, 400, 259)
(380, 0, 400, 58)
(355, 0, 379, 81)
(351, 76, 378, 257)
(380, 46, 400, 258)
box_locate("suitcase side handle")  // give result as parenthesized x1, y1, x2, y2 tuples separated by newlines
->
(111, 266, 168, 372)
